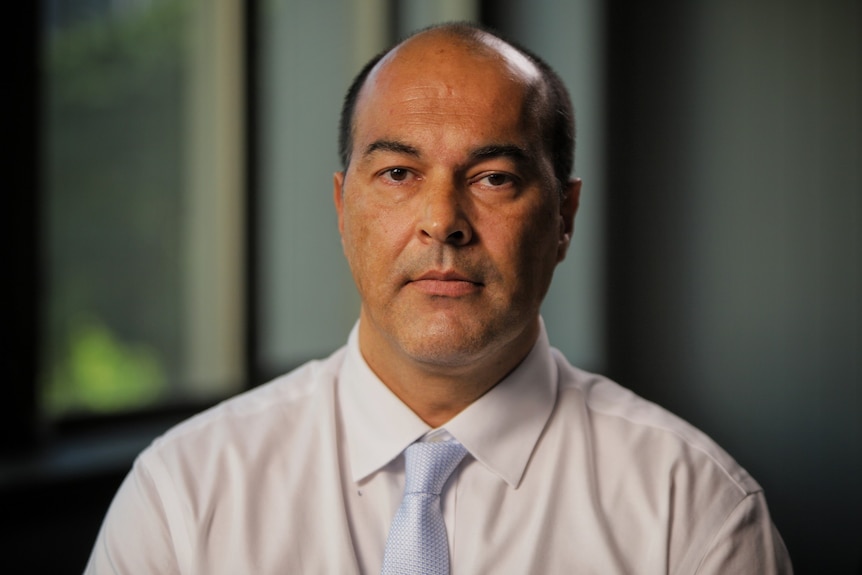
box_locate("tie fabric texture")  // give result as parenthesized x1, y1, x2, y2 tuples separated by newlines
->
(380, 440, 468, 575)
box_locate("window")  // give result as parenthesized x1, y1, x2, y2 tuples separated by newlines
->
(40, 0, 246, 419)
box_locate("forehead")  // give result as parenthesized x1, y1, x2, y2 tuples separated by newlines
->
(352, 33, 546, 152)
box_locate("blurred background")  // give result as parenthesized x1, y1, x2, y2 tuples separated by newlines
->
(2, 0, 859, 572)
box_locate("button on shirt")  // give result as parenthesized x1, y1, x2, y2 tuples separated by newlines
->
(85, 321, 792, 574)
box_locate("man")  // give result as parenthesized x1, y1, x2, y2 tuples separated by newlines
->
(86, 23, 792, 573)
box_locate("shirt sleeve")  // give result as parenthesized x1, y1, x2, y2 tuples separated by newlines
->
(84, 456, 182, 575)
(694, 491, 793, 574)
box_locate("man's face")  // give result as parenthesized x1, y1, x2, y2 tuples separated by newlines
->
(334, 33, 578, 374)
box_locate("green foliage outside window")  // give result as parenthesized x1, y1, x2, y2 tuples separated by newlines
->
(43, 0, 187, 416)
(45, 316, 168, 413)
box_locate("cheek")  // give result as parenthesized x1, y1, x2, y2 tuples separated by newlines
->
(516, 219, 562, 294)
(341, 206, 404, 288)
(489, 205, 559, 265)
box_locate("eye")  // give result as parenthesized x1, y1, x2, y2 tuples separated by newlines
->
(381, 168, 412, 183)
(482, 173, 512, 186)
(475, 172, 517, 189)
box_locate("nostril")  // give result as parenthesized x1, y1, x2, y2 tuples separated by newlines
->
(447, 229, 469, 245)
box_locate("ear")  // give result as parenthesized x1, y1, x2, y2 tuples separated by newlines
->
(556, 178, 581, 263)
(333, 171, 346, 236)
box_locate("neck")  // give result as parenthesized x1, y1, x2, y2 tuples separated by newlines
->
(358, 318, 539, 428)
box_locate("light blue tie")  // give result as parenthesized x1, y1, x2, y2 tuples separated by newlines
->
(381, 440, 468, 575)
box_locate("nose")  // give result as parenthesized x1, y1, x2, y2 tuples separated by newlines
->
(418, 182, 473, 246)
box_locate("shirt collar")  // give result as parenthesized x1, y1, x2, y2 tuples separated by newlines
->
(338, 319, 558, 488)
(339, 323, 431, 483)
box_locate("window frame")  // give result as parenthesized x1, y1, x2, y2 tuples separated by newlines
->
(1, 0, 261, 475)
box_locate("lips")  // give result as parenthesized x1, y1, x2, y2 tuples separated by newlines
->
(414, 270, 476, 282)
(408, 270, 483, 297)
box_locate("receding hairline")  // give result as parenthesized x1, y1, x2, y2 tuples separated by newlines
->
(372, 24, 540, 79)
(362, 23, 544, 104)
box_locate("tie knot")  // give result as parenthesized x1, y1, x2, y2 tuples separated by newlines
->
(403, 440, 467, 495)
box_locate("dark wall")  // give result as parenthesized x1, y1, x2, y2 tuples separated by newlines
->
(604, 0, 861, 572)
(3, 471, 126, 573)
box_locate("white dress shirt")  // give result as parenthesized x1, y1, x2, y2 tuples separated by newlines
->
(85, 320, 792, 574)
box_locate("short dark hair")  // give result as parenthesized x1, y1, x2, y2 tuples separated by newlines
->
(337, 22, 576, 192)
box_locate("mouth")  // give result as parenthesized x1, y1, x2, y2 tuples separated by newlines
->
(407, 270, 483, 297)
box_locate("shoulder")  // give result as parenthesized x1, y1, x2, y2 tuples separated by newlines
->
(546, 350, 789, 570)
(144, 346, 347, 469)
(550, 348, 761, 498)
(86, 347, 352, 573)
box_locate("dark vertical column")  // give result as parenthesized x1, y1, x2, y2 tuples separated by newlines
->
(243, 0, 261, 389)
(603, 0, 700, 413)
(2, 4, 41, 454)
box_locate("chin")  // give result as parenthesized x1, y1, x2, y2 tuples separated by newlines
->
(404, 343, 486, 369)
(396, 316, 515, 367)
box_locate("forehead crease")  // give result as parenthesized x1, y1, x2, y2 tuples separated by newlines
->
(357, 85, 531, 132)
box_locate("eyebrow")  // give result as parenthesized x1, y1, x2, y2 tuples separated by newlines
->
(363, 140, 531, 166)
(363, 140, 420, 159)
(469, 144, 531, 164)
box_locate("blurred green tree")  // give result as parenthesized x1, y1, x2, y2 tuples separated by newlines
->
(43, 0, 187, 416)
